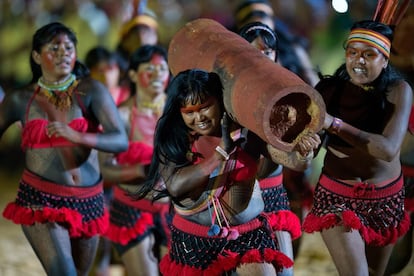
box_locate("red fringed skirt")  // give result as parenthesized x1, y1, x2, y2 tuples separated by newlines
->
(2, 169, 108, 238)
(303, 173, 410, 246)
(105, 185, 172, 246)
(160, 213, 293, 276)
(260, 173, 301, 240)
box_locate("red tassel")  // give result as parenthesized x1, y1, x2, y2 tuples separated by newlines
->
(302, 213, 339, 233)
(104, 212, 154, 245)
(217, 250, 239, 271)
(342, 210, 362, 229)
(304, 210, 411, 246)
(263, 248, 294, 270)
(159, 247, 293, 276)
(267, 211, 302, 240)
(3, 203, 109, 238)
(240, 249, 262, 263)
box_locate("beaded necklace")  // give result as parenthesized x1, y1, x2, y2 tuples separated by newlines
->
(37, 73, 78, 111)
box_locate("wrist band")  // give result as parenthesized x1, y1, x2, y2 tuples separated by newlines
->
(329, 117, 343, 135)
(215, 146, 230, 160)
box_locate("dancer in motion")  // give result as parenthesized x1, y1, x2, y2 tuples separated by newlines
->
(136, 69, 320, 275)
(1, 22, 128, 275)
(303, 19, 413, 276)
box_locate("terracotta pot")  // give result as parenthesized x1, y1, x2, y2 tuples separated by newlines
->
(168, 18, 325, 152)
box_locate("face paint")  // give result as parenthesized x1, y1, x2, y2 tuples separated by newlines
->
(180, 97, 222, 136)
(137, 54, 169, 89)
(180, 98, 215, 113)
(39, 34, 76, 82)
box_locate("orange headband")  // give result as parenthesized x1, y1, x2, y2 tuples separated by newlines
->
(119, 15, 158, 38)
(346, 28, 391, 58)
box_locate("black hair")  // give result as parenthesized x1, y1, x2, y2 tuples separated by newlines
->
(84, 46, 117, 69)
(136, 69, 223, 199)
(234, 2, 311, 81)
(127, 44, 169, 96)
(332, 20, 401, 92)
(238, 21, 279, 61)
(30, 22, 89, 83)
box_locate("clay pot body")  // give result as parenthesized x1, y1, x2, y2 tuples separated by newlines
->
(168, 18, 325, 151)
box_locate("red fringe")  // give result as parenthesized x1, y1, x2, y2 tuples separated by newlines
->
(116, 141, 153, 166)
(3, 202, 109, 238)
(104, 212, 154, 245)
(159, 247, 293, 276)
(267, 210, 302, 240)
(302, 210, 411, 246)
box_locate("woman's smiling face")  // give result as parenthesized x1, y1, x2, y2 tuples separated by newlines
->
(180, 96, 222, 136)
(345, 41, 388, 86)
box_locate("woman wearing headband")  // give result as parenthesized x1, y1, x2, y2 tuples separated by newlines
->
(302, 20, 413, 275)
(239, 21, 301, 276)
(134, 69, 320, 275)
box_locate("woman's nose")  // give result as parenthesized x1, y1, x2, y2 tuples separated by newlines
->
(194, 112, 204, 121)
(358, 55, 366, 64)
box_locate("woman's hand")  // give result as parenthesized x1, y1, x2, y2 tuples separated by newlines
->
(46, 121, 80, 143)
(220, 112, 235, 152)
(293, 132, 321, 156)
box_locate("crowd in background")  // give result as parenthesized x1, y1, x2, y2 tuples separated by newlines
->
(1, 0, 414, 275)
(0, 0, 381, 90)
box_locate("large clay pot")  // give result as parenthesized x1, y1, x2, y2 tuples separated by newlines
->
(168, 18, 325, 152)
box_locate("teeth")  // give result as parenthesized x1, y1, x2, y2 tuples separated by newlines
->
(151, 81, 163, 88)
(198, 122, 207, 129)
(353, 68, 365, 73)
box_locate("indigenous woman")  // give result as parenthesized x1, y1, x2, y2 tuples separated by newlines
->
(303, 19, 413, 275)
(85, 46, 130, 106)
(136, 69, 320, 275)
(99, 44, 170, 276)
(238, 21, 302, 276)
(235, 1, 319, 259)
(1, 22, 128, 275)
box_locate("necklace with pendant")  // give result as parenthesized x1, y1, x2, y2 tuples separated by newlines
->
(37, 74, 78, 111)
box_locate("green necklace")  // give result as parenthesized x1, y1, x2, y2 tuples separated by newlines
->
(37, 74, 78, 110)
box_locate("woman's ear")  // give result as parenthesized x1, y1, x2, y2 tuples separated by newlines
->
(383, 59, 389, 69)
(128, 69, 138, 83)
(32, 51, 41, 65)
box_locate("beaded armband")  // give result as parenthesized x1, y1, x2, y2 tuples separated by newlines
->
(329, 117, 343, 135)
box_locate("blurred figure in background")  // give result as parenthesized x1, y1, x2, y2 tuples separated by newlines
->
(239, 21, 302, 276)
(99, 44, 170, 276)
(115, 0, 159, 88)
(234, 0, 318, 257)
(234, 0, 319, 86)
(1, 22, 128, 276)
(84, 45, 131, 276)
(85, 46, 130, 106)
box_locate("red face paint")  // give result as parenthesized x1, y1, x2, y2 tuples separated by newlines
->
(40, 34, 77, 81)
(180, 98, 215, 113)
(137, 54, 169, 89)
